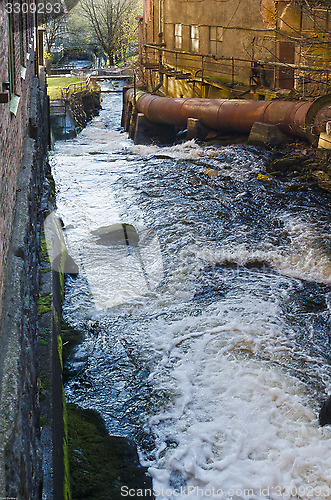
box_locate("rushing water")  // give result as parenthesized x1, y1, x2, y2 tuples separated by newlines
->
(50, 82, 331, 499)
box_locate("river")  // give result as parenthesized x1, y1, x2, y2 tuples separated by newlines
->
(50, 82, 331, 499)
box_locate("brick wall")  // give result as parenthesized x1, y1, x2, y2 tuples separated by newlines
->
(0, 0, 36, 319)
(0, 75, 49, 499)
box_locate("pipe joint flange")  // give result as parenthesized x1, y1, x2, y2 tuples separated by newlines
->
(305, 94, 331, 146)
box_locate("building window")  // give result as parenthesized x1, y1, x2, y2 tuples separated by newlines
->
(302, 7, 330, 31)
(7, 5, 21, 115)
(7, 10, 16, 97)
(209, 26, 223, 56)
(190, 25, 199, 52)
(19, 4, 27, 79)
(174, 24, 183, 50)
(313, 8, 329, 31)
(19, 7, 24, 65)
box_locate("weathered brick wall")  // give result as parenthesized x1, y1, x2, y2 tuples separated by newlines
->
(0, 4, 51, 497)
(0, 0, 35, 318)
(0, 74, 49, 499)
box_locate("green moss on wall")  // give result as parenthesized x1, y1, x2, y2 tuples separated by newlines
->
(46, 171, 56, 198)
(40, 415, 51, 427)
(58, 335, 63, 371)
(63, 387, 71, 500)
(38, 372, 50, 402)
(67, 404, 153, 500)
(40, 233, 50, 264)
(37, 293, 52, 316)
(59, 271, 65, 303)
(39, 328, 51, 346)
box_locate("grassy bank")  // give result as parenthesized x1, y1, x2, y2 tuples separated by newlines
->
(47, 77, 83, 101)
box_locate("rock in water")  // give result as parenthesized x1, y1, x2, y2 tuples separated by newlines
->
(319, 396, 331, 426)
(311, 170, 331, 193)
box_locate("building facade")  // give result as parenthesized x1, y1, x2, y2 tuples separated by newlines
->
(139, 0, 331, 98)
(0, 3, 51, 498)
(0, 0, 38, 315)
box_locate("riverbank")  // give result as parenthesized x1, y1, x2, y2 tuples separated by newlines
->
(48, 76, 102, 140)
(266, 147, 331, 194)
(202, 134, 331, 193)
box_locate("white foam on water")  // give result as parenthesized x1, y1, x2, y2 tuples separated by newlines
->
(196, 245, 281, 269)
(196, 220, 331, 286)
(143, 311, 331, 499)
(132, 240, 331, 498)
(131, 140, 218, 160)
(276, 214, 331, 285)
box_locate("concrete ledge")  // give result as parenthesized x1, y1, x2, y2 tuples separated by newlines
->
(318, 132, 331, 149)
(133, 113, 176, 145)
(186, 118, 210, 141)
(248, 122, 290, 146)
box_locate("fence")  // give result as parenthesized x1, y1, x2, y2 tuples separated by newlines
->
(142, 44, 331, 98)
(60, 75, 99, 101)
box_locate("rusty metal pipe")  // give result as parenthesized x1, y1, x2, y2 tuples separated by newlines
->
(125, 89, 331, 144)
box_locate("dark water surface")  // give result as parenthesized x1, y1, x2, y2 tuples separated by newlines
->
(51, 83, 331, 499)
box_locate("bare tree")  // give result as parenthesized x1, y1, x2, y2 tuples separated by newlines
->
(39, 0, 81, 54)
(79, 0, 136, 66)
(43, 15, 67, 54)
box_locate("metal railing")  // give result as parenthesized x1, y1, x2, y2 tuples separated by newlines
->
(142, 44, 331, 98)
(61, 76, 93, 101)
